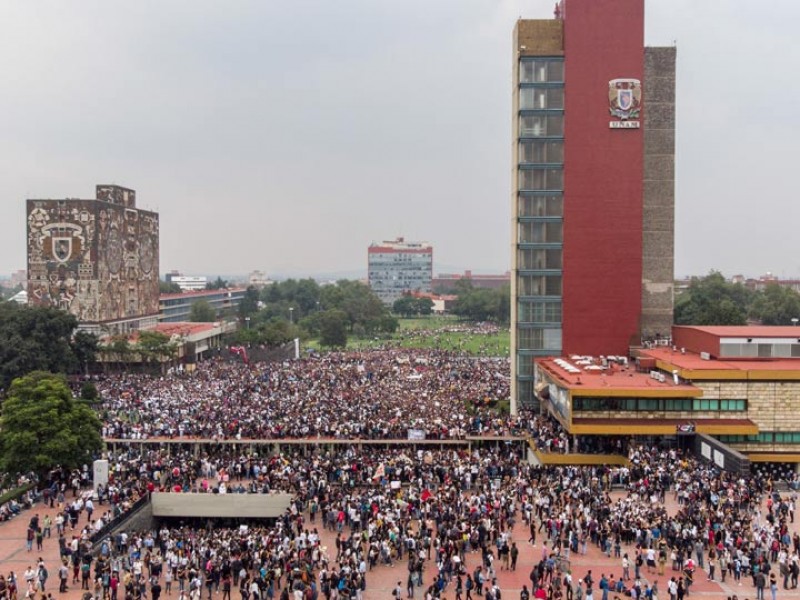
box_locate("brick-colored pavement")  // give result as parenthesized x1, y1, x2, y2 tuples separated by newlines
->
(0, 489, 795, 600)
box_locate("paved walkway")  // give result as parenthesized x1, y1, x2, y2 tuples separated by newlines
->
(0, 489, 796, 600)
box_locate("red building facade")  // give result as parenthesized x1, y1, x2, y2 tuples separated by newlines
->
(511, 0, 676, 410)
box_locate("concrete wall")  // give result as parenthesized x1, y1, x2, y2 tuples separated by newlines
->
(151, 493, 293, 519)
(641, 47, 676, 341)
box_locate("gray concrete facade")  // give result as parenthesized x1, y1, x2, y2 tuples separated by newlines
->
(641, 47, 677, 341)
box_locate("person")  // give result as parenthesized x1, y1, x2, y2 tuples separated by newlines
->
(756, 571, 766, 600)
(770, 573, 778, 600)
(510, 544, 519, 572)
(520, 586, 530, 600)
(59, 561, 69, 593)
(394, 581, 402, 600)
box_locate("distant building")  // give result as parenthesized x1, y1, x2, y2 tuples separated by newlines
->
(27, 184, 160, 334)
(9, 290, 28, 304)
(248, 270, 273, 288)
(368, 237, 433, 305)
(432, 270, 510, 292)
(165, 271, 208, 292)
(159, 288, 246, 323)
(731, 273, 800, 294)
(9, 269, 26, 288)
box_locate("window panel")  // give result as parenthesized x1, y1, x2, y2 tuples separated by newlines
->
(518, 195, 563, 218)
(518, 275, 562, 297)
(520, 60, 564, 84)
(520, 87, 564, 110)
(519, 221, 563, 244)
(518, 248, 562, 270)
(519, 140, 564, 164)
(520, 115, 564, 137)
(519, 168, 564, 191)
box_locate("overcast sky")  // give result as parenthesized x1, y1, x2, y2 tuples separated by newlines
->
(1, 1, 798, 280)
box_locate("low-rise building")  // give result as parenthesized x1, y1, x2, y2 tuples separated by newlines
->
(535, 325, 800, 466)
(159, 288, 245, 323)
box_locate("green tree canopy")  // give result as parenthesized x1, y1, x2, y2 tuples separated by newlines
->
(0, 303, 87, 391)
(0, 372, 102, 478)
(749, 283, 800, 325)
(190, 299, 217, 322)
(137, 331, 178, 365)
(318, 309, 348, 348)
(206, 276, 229, 290)
(674, 271, 753, 326)
(159, 280, 182, 294)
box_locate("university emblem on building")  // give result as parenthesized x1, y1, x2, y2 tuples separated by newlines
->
(42, 223, 84, 264)
(608, 78, 642, 120)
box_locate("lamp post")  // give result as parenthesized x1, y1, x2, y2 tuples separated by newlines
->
(289, 307, 294, 324)
(792, 318, 799, 327)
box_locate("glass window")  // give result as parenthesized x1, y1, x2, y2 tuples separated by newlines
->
(519, 140, 564, 164)
(520, 60, 564, 83)
(520, 87, 564, 110)
(516, 355, 536, 377)
(518, 195, 563, 218)
(518, 275, 562, 297)
(518, 301, 562, 324)
(520, 115, 564, 137)
(518, 248, 562, 270)
(519, 168, 563, 191)
(519, 221, 563, 244)
(517, 327, 543, 349)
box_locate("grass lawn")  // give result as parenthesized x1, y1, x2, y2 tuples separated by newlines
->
(306, 316, 510, 357)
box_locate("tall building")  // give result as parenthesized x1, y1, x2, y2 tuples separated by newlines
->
(368, 237, 433, 305)
(511, 0, 676, 411)
(27, 184, 160, 334)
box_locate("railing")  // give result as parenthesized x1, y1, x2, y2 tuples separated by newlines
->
(89, 493, 151, 547)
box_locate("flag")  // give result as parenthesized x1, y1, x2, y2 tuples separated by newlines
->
(373, 463, 385, 480)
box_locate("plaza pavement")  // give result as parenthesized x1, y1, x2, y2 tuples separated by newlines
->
(0, 489, 793, 600)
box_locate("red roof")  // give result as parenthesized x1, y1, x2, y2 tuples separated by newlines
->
(153, 322, 218, 337)
(160, 288, 245, 301)
(676, 325, 800, 338)
(536, 357, 699, 392)
(643, 347, 800, 372)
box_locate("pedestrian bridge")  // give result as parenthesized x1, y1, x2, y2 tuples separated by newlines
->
(529, 445, 629, 466)
(151, 492, 294, 519)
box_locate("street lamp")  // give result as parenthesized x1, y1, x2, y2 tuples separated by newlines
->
(289, 307, 294, 324)
(792, 318, 799, 327)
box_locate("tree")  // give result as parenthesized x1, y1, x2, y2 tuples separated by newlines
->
(674, 271, 753, 326)
(72, 331, 99, 376)
(393, 296, 419, 317)
(206, 276, 229, 290)
(0, 372, 102, 478)
(80, 382, 100, 404)
(318, 309, 348, 348)
(0, 303, 80, 392)
(238, 286, 260, 319)
(190, 299, 217, 322)
(137, 331, 178, 369)
(159, 280, 182, 294)
(749, 283, 800, 325)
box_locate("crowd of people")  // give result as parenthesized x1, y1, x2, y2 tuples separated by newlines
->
(96, 350, 515, 441)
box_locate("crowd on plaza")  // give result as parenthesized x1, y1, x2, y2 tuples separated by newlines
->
(7, 435, 796, 600)
(96, 351, 515, 441)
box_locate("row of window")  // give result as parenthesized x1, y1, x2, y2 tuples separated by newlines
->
(518, 194, 563, 218)
(520, 60, 564, 84)
(519, 221, 563, 244)
(517, 327, 562, 351)
(520, 140, 564, 164)
(518, 248, 562, 271)
(720, 342, 800, 358)
(519, 168, 563, 191)
(518, 301, 562, 324)
(573, 397, 748, 412)
(719, 432, 800, 444)
(520, 87, 564, 110)
(518, 274, 562, 297)
(520, 115, 563, 138)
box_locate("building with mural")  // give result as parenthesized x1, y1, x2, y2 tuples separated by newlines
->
(510, 0, 677, 411)
(26, 184, 160, 334)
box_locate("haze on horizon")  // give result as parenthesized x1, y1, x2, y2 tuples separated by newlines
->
(1, 1, 798, 280)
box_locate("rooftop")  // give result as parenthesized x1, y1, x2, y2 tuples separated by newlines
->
(536, 355, 701, 396)
(642, 347, 800, 379)
(160, 288, 245, 301)
(676, 325, 800, 338)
